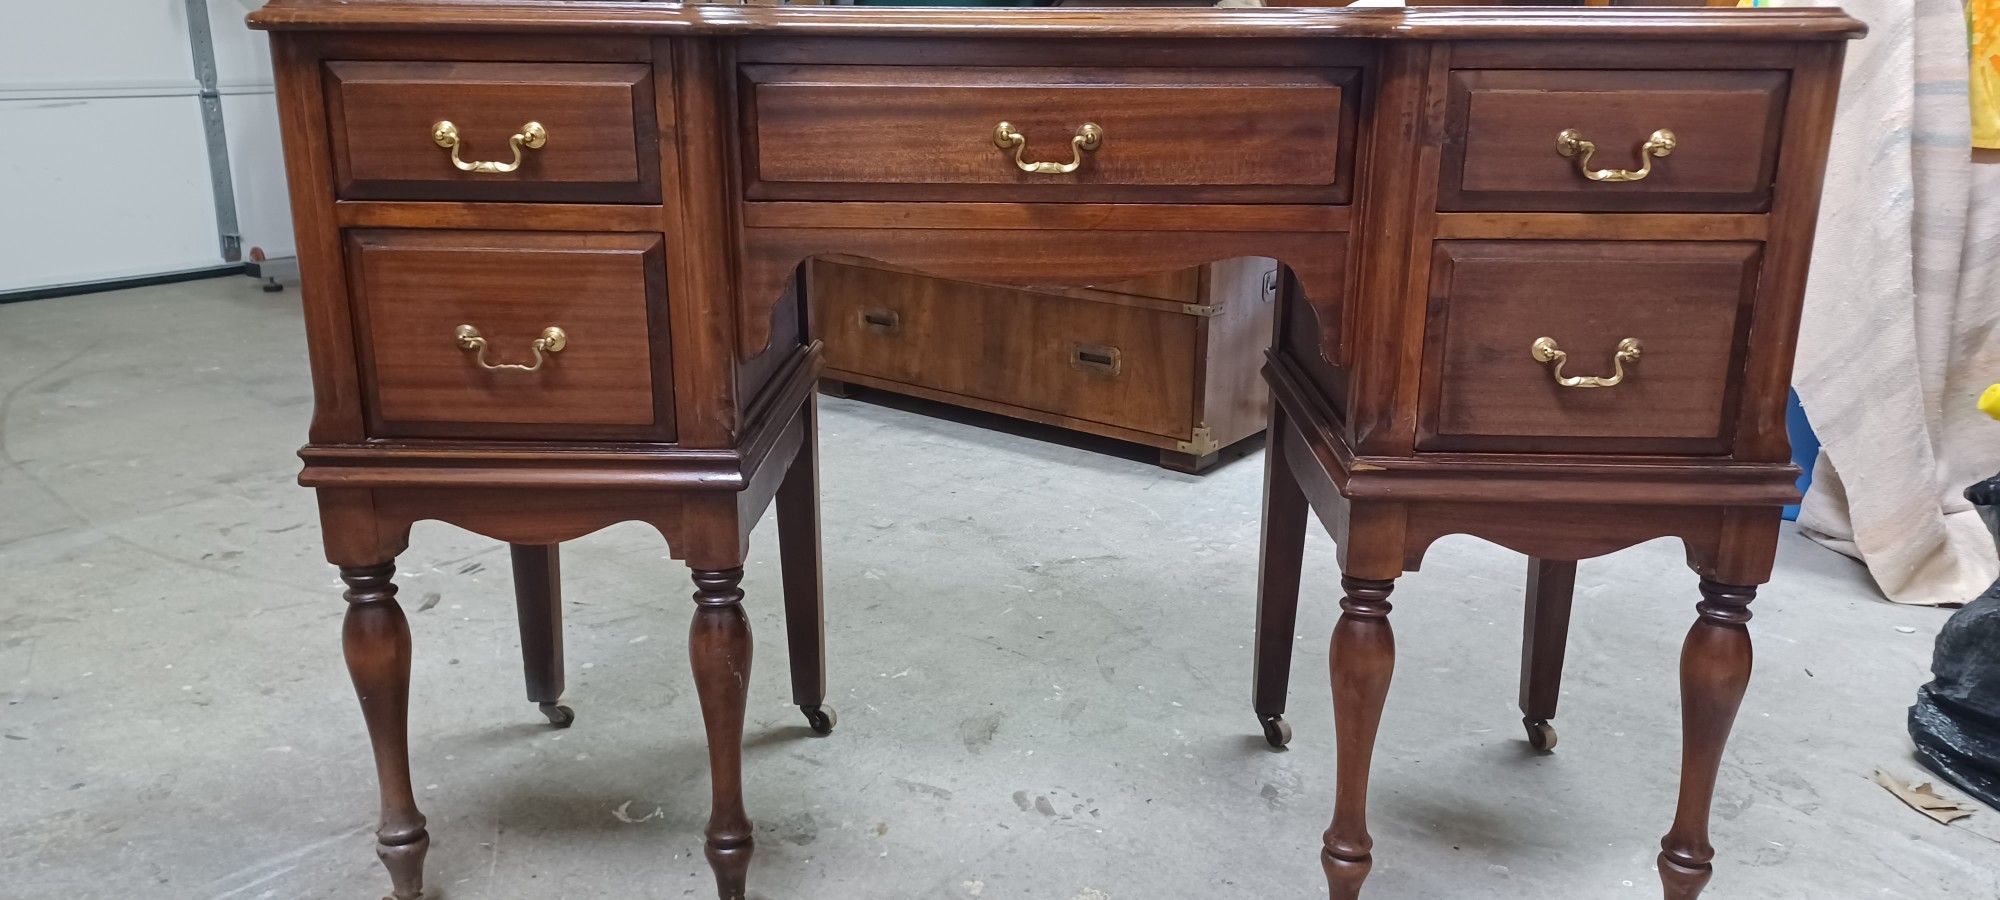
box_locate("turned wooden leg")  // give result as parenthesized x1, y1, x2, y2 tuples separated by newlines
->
(511, 543, 573, 728)
(778, 403, 835, 736)
(1519, 557, 1576, 752)
(690, 567, 755, 899)
(341, 563, 429, 900)
(1252, 406, 1309, 749)
(1657, 580, 1755, 900)
(1323, 576, 1395, 899)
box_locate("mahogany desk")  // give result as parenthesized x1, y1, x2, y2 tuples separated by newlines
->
(247, 3, 1862, 897)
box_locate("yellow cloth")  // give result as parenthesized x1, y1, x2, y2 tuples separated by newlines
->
(1975, 0, 2000, 148)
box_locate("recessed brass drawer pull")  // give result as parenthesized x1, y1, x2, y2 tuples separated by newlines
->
(1530, 336, 1641, 388)
(454, 324, 568, 372)
(994, 121, 1103, 175)
(1071, 342, 1123, 376)
(430, 120, 548, 174)
(860, 308, 901, 333)
(1554, 128, 1676, 183)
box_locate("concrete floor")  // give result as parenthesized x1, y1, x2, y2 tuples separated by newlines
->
(2, 277, 1996, 900)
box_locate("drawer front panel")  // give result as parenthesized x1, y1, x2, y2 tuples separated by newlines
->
(743, 65, 1355, 203)
(349, 230, 671, 440)
(1419, 241, 1761, 454)
(327, 62, 658, 202)
(1440, 70, 1788, 212)
(816, 260, 1199, 438)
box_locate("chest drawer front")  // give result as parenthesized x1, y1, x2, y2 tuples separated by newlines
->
(815, 259, 1199, 439)
(327, 62, 658, 203)
(1418, 241, 1762, 455)
(743, 65, 1354, 203)
(1439, 70, 1788, 213)
(349, 230, 672, 441)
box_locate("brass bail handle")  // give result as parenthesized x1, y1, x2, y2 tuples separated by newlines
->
(431, 120, 548, 174)
(1554, 128, 1676, 183)
(994, 121, 1103, 175)
(1530, 336, 1641, 389)
(455, 324, 568, 372)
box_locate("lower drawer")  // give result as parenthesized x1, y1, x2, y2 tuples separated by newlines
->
(347, 230, 673, 441)
(1418, 240, 1761, 455)
(814, 259, 1198, 439)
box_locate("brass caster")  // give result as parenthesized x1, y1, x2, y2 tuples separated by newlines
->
(539, 702, 575, 728)
(802, 704, 837, 736)
(1524, 717, 1557, 752)
(1260, 714, 1293, 749)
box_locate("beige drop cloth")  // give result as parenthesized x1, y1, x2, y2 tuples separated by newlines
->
(1790, 0, 2000, 605)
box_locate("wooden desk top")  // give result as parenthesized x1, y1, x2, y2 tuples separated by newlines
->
(251, 1, 1865, 41)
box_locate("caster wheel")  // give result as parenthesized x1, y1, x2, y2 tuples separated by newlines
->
(802, 704, 837, 736)
(539, 702, 576, 728)
(1260, 715, 1292, 749)
(1524, 717, 1557, 752)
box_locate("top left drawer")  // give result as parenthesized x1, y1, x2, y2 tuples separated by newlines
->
(325, 61, 659, 203)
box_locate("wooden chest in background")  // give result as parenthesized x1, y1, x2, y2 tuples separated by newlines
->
(812, 256, 1278, 472)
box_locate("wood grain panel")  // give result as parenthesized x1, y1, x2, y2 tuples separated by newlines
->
(1431, 212, 1767, 241)
(348, 230, 672, 440)
(1439, 69, 1788, 212)
(818, 253, 1202, 306)
(327, 61, 658, 202)
(1417, 241, 1761, 454)
(741, 65, 1355, 203)
(815, 259, 1199, 438)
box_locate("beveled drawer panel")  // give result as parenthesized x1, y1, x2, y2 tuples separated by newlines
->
(741, 65, 1356, 203)
(348, 230, 673, 441)
(816, 259, 1198, 439)
(1418, 241, 1762, 455)
(326, 61, 658, 203)
(1439, 70, 1788, 213)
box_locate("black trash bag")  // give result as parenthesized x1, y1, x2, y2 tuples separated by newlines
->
(1908, 474, 2000, 810)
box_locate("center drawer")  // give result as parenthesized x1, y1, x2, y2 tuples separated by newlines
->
(347, 230, 673, 442)
(740, 65, 1356, 203)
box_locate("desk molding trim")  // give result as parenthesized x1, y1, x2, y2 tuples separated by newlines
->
(250, 4, 1867, 42)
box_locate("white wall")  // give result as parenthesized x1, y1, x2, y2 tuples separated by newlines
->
(0, 1, 292, 293)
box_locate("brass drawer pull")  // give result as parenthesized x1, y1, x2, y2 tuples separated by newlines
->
(994, 121, 1103, 175)
(430, 120, 548, 174)
(860, 308, 901, 333)
(1071, 343, 1123, 376)
(454, 324, 567, 372)
(1554, 128, 1676, 183)
(1530, 336, 1641, 388)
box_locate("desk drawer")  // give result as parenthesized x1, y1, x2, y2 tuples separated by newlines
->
(742, 65, 1355, 203)
(327, 62, 658, 203)
(1417, 241, 1761, 455)
(816, 259, 1198, 439)
(348, 230, 672, 441)
(1439, 70, 1788, 212)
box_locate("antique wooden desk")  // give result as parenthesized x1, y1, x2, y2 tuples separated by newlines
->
(247, 2, 1861, 897)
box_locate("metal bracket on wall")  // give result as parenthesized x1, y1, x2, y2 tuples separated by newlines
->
(1175, 424, 1222, 457)
(184, 0, 242, 262)
(1180, 302, 1222, 317)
